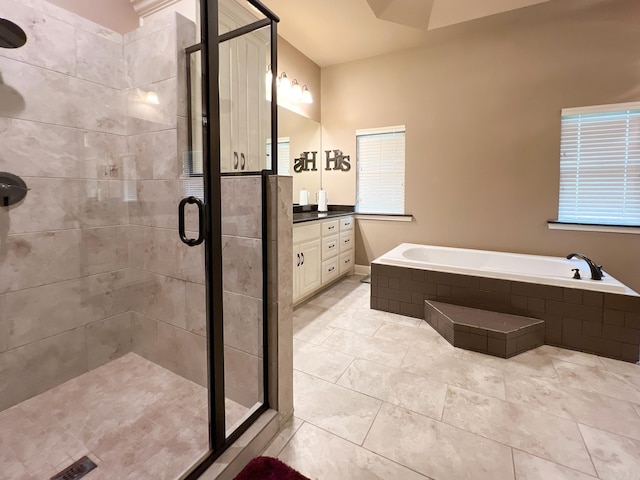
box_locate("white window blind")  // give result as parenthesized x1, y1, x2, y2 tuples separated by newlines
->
(356, 126, 405, 214)
(559, 102, 640, 226)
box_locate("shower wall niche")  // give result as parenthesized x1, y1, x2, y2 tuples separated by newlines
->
(0, 0, 208, 412)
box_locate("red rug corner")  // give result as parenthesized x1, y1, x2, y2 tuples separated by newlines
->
(234, 456, 310, 480)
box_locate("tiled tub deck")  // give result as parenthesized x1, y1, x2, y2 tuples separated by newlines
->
(371, 263, 640, 363)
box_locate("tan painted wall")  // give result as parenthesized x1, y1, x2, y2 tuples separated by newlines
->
(320, 0, 640, 292)
(278, 38, 321, 123)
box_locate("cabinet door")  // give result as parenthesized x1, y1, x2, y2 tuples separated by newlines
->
(232, 37, 248, 171)
(299, 239, 321, 296)
(219, 39, 233, 172)
(244, 35, 266, 172)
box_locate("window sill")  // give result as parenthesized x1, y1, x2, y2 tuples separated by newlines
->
(548, 221, 640, 235)
(355, 213, 413, 222)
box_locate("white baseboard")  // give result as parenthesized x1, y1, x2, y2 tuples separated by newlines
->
(355, 264, 371, 275)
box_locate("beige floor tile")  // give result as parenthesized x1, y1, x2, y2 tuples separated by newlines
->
(293, 370, 382, 444)
(0, 354, 213, 480)
(364, 403, 514, 480)
(599, 356, 640, 377)
(453, 347, 559, 379)
(579, 424, 640, 480)
(349, 305, 424, 328)
(374, 322, 449, 352)
(321, 329, 409, 367)
(337, 359, 447, 420)
(505, 374, 640, 441)
(294, 303, 330, 325)
(442, 386, 596, 475)
(553, 360, 640, 404)
(308, 292, 363, 311)
(534, 345, 605, 368)
(262, 416, 305, 457)
(279, 422, 431, 480)
(324, 310, 386, 336)
(293, 323, 338, 345)
(513, 450, 598, 480)
(402, 347, 507, 399)
(294, 339, 354, 382)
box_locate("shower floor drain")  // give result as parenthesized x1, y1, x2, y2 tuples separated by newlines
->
(50, 456, 97, 480)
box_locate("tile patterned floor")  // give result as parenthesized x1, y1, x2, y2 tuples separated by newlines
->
(0, 353, 248, 480)
(264, 275, 640, 480)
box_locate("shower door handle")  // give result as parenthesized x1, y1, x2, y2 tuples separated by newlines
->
(178, 196, 205, 246)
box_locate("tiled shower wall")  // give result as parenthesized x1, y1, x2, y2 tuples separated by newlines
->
(0, 0, 131, 412)
(0, 0, 272, 413)
(124, 13, 209, 388)
(0, 0, 210, 410)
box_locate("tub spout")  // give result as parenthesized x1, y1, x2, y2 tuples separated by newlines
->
(566, 253, 603, 280)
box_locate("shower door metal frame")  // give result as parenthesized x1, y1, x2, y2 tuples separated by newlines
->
(184, 0, 279, 477)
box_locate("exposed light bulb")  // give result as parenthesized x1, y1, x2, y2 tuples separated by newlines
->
(145, 91, 160, 105)
(279, 72, 291, 96)
(265, 65, 273, 99)
(291, 80, 302, 102)
(301, 85, 313, 104)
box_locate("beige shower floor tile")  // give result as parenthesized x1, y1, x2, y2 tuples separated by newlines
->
(0, 353, 247, 480)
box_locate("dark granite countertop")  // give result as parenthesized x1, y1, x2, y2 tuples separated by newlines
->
(292, 205, 355, 224)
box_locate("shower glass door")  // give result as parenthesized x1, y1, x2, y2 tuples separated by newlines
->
(0, 0, 211, 478)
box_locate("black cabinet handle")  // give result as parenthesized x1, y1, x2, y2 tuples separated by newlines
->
(178, 196, 205, 246)
(297, 253, 300, 267)
(301, 252, 304, 265)
(241, 153, 246, 170)
(233, 151, 239, 169)
(328, 266, 335, 272)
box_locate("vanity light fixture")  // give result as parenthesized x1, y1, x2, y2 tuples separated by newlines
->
(279, 72, 291, 95)
(291, 79, 303, 102)
(265, 65, 273, 89)
(301, 85, 313, 104)
(267, 70, 313, 105)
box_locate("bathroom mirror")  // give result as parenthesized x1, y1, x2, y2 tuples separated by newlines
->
(277, 106, 322, 204)
(0, 19, 27, 49)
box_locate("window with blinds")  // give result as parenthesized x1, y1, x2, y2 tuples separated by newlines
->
(356, 126, 405, 214)
(266, 138, 290, 175)
(558, 102, 640, 226)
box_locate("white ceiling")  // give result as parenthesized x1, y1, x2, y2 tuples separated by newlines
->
(262, 0, 550, 67)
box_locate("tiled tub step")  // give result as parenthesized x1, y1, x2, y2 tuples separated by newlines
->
(425, 300, 544, 358)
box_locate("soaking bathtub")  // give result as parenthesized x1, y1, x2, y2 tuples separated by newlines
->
(370, 243, 640, 362)
(373, 243, 637, 295)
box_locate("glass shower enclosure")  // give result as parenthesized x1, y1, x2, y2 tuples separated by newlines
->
(0, 0, 278, 478)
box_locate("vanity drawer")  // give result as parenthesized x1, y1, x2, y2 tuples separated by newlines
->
(321, 220, 339, 236)
(340, 216, 354, 231)
(339, 252, 354, 274)
(322, 258, 339, 284)
(322, 235, 339, 260)
(294, 222, 321, 244)
(339, 230, 354, 252)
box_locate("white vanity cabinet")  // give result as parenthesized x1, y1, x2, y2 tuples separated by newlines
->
(293, 215, 355, 305)
(219, 6, 267, 173)
(292, 223, 322, 301)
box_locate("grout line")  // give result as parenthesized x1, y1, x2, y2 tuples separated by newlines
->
(360, 400, 383, 448)
(510, 446, 516, 480)
(575, 424, 599, 478)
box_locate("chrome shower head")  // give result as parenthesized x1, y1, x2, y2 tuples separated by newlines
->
(0, 18, 27, 49)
